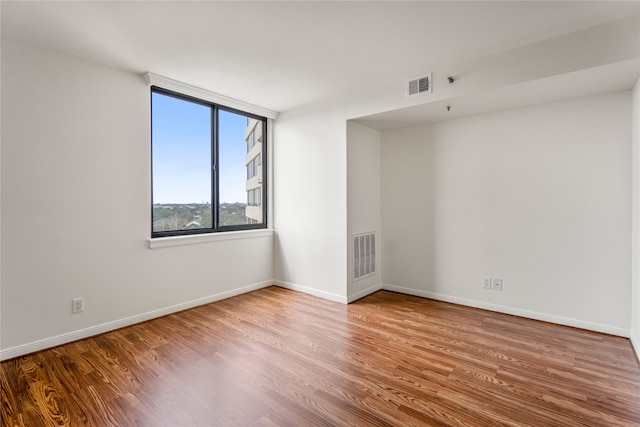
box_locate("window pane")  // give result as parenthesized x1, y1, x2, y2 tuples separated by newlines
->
(219, 110, 264, 226)
(152, 92, 212, 232)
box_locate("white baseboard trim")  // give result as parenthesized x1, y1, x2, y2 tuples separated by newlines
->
(382, 283, 630, 338)
(273, 280, 348, 304)
(631, 332, 640, 362)
(347, 283, 382, 303)
(0, 280, 273, 361)
(3, 280, 631, 361)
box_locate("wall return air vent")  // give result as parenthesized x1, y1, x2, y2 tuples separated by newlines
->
(406, 73, 432, 97)
(353, 232, 376, 281)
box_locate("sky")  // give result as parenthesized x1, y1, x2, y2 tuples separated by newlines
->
(152, 92, 250, 204)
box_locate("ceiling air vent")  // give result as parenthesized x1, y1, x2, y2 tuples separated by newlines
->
(406, 73, 432, 97)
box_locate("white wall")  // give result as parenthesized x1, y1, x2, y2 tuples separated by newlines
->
(632, 77, 640, 355)
(381, 126, 435, 292)
(0, 38, 274, 359)
(272, 105, 348, 302)
(2, 17, 638, 361)
(382, 92, 632, 335)
(346, 121, 381, 301)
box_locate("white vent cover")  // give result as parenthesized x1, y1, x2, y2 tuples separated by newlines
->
(353, 232, 376, 281)
(406, 73, 432, 97)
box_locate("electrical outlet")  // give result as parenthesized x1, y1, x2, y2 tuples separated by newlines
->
(482, 276, 492, 289)
(72, 297, 84, 314)
(492, 278, 503, 292)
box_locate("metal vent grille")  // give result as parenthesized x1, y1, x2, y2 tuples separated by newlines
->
(407, 73, 432, 96)
(353, 232, 376, 281)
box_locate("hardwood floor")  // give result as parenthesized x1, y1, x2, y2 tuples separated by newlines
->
(1, 286, 639, 426)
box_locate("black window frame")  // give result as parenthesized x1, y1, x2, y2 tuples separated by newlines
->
(151, 86, 268, 238)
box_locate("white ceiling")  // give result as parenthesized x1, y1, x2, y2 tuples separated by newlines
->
(2, 1, 639, 115)
(355, 58, 640, 130)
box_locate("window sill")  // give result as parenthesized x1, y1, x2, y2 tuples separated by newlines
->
(148, 228, 274, 249)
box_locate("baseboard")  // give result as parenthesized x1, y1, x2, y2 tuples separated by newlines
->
(382, 283, 630, 338)
(4, 280, 631, 361)
(273, 280, 381, 304)
(273, 280, 348, 304)
(631, 332, 640, 364)
(347, 283, 382, 303)
(0, 280, 273, 361)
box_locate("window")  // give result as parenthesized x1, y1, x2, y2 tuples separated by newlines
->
(246, 129, 256, 152)
(247, 188, 262, 207)
(151, 87, 267, 237)
(246, 154, 263, 180)
(247, 157, 256, 179)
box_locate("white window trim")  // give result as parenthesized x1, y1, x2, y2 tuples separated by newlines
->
(149, 228, 274, 249)
(144, 72, 279, 120)
(146, 74, 276, 240)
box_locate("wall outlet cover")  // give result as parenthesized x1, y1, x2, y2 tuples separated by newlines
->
(72, 297, 84, 314)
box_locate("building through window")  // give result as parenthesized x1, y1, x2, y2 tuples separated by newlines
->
(245, 117, 264, 224)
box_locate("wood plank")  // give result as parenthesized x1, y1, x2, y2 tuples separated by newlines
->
(1, 286, 639, 426)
